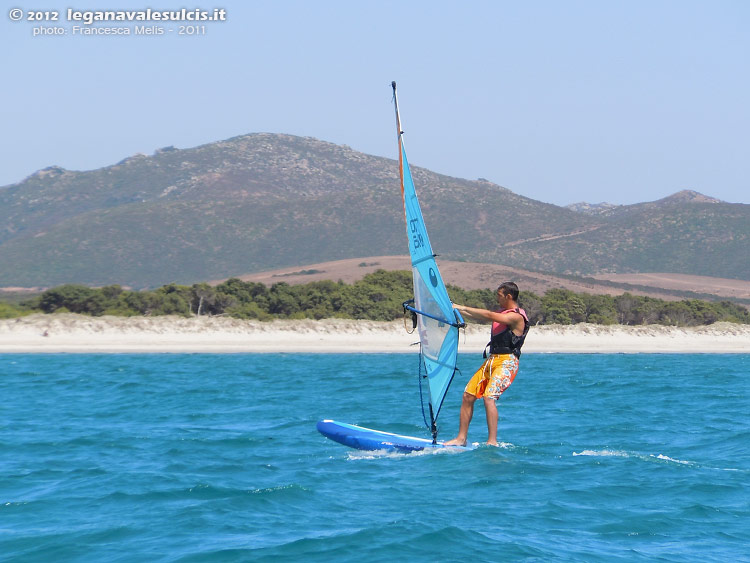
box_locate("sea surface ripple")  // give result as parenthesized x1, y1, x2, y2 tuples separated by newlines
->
(1, 353, 748, 562)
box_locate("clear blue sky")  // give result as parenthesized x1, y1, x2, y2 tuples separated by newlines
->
(2, 1, 748, 205)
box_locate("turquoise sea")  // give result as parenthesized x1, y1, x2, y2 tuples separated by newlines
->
(2, 353, 748, 562)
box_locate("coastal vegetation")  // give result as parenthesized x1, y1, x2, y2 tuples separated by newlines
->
(3, 270, 748, 326)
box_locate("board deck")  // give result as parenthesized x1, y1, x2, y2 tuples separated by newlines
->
(317, 419, 472, 452)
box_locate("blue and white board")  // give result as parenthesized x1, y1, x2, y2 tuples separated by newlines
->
(317, 420, 471, 453)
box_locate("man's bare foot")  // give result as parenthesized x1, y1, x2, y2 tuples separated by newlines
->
(443, 438, 467, 447)
(486, 441, 499, 447)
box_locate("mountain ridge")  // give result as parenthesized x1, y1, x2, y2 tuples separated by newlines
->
(1, 133, 747, 287)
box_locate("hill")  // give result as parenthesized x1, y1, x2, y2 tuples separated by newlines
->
(1, 134, 747, 287)
(227, 255, 750, 304)
(520, 191, 749, 279)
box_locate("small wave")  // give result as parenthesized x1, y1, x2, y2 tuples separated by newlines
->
(573, 449, 700, 467)
(248, 484, 310, 496)
(346, 446, 466, 460)
(573, 449, 630, 458)
(651, 453, 692, 465)
(344, 440, 516, 460)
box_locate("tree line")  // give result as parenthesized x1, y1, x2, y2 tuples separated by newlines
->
(1, 269, 748, 326)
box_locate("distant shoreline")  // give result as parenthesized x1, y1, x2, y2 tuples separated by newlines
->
(1, 314, 749, 354)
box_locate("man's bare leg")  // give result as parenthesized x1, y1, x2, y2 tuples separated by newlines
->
(444, 392, 477, 446)
(483, 396, 499, 446)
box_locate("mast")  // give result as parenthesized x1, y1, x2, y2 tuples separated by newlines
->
(392, 81, 439, 444)
(391, 81, 405, 197)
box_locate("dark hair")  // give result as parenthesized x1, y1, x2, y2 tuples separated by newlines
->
(497, 281, 519, 301)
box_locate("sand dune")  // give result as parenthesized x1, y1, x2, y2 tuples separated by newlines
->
(1, 314, 748, 354)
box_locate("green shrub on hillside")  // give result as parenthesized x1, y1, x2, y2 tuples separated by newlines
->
(0, 302, 30, 319)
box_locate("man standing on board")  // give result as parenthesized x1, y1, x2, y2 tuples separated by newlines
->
(445, 282, 529, 446)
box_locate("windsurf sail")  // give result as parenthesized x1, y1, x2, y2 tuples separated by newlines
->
(391, 81, 465, 443)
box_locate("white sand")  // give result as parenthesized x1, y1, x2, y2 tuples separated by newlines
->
(1, 313, 749, 354)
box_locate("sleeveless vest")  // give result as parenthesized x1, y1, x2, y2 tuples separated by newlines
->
(485, 307, 529, 359)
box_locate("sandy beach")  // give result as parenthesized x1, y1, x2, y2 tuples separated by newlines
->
(1, 313, 749, 354)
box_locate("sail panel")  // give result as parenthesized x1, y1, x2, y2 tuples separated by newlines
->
(400, 142, 459, 420)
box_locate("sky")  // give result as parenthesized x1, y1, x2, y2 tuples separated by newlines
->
(2, 0, 748, 206)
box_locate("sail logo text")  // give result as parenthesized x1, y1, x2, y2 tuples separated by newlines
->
(409, 219, 425, 249)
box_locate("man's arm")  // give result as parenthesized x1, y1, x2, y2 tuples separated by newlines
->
(453, 304, 524, 334)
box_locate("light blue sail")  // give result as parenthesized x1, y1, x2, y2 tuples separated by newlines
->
(399, 137, 462, 422)
(314, 83, 465, 451)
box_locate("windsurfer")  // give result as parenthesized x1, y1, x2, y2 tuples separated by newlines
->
(444, 282, 529, 447)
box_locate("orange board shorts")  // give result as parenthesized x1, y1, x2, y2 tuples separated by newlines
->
(464, 354, 519, 400)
